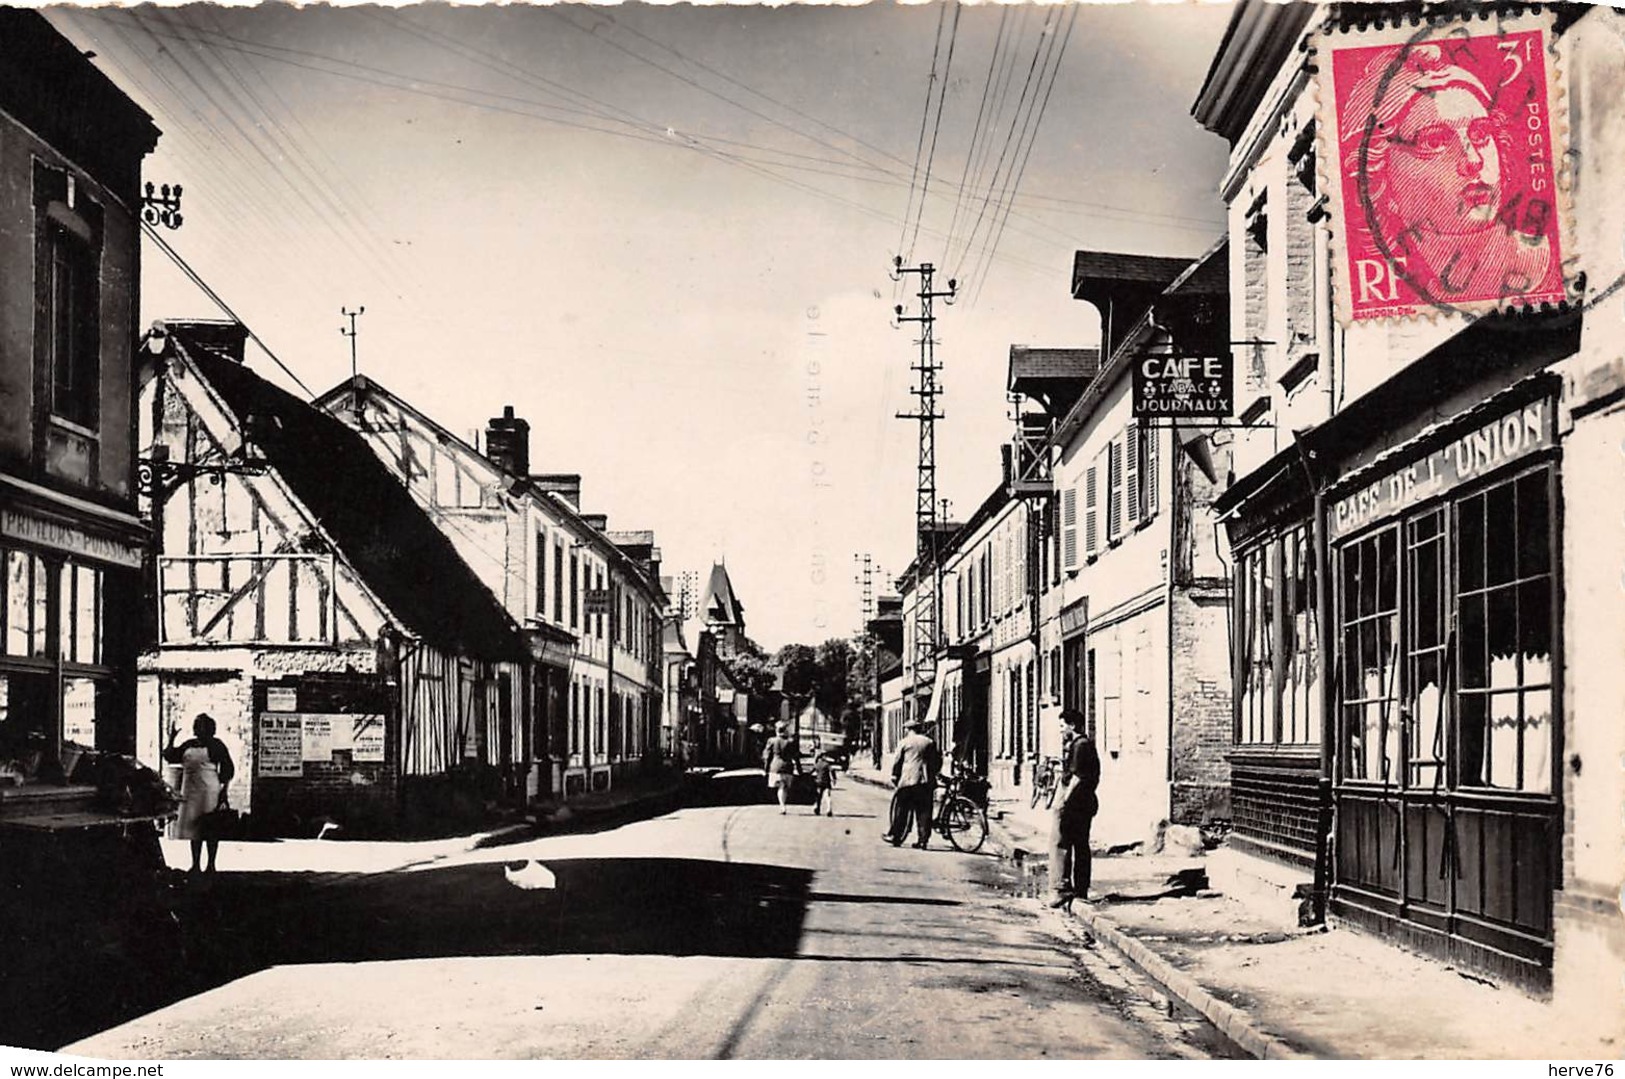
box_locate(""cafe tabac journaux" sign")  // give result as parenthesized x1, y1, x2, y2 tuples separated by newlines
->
(1329, 399, 1553, 541)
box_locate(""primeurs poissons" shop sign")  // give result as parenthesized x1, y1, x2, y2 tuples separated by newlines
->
(1329, 399, 1553, 540)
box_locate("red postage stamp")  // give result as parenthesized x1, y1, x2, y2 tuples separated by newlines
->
(1317, 13, 1569, 323)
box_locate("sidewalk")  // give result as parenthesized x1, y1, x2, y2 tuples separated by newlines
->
(849, 761, 1618, 1059)
(162, 770, 687, 877)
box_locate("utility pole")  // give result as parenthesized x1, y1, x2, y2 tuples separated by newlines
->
(891, 258, 956, 732)
(340, 304, 365, 394)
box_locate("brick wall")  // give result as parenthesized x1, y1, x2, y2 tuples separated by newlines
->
(1168, 588, 1232, 824)
(242, 672, 405, 838)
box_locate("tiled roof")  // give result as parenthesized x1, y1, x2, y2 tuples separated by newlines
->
(177, 335, 529, 662)
(1071, 251, 1192, 291)
(1008, 346, 1101, 383)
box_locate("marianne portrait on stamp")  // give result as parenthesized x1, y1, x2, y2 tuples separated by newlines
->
(1339, 38, 1559, 311)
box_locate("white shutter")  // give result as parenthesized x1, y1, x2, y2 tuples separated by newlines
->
(1061, 486, 1079, 571)
(1124, 421, 1141, 529)
(1108, 438, 1125, 541)
(1084, 465, 1099, 558)
(1145, 426, 1161, 517)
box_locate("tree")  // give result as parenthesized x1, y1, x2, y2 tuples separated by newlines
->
(774, 643, 818, 699)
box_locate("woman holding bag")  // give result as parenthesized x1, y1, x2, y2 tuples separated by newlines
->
(165, 713, 236, 873)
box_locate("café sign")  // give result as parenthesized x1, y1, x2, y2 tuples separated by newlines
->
(1132, 353, 1233, 419)
(1329, 399, 1553, 540)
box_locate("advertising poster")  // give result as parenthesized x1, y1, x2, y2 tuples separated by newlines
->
(258, 713, 303, 777)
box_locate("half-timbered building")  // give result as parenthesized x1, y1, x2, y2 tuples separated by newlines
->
(315, 379, 666, 800)
(137, 321, 530, 835)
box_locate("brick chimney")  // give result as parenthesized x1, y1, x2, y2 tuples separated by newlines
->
(531, 473, 581, 509)
(581, 513, 609, 532)
(484, 405, 529, 477)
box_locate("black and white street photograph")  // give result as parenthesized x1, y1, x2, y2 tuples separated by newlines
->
(1, 0, 1622, 1062)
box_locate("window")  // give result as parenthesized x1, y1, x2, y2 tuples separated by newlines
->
(569, 552, 579, 630)
(1061, 486, 1079, 572)
(1125, 421, 1141, 530)
(553, 542, 565, 624)
(535, 533, 547, 620)
(58, 562, 102, 667)
(1455, 469, 1553, 793)
(47, 221, 100, 429)
(1144, 426, 1161, 518)
(570, 681, 581, 756)
(1236, 526, 1321, 747)
(1084, 465, 1099, 558)
(4, 549, 50, 659)
(1107, 438, 1124, 541)
(1339, 527, 1400, 782)
(36, 166, 103, 433)
(594, 684, 606, 755)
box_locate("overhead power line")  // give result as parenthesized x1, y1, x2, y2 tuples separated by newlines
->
(142, 220, 315, 398)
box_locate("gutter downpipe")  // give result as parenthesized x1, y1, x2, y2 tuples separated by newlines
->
(1309, 457, 1335, 926)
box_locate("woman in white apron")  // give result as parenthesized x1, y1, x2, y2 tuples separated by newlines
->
(164, 714, 236, 873)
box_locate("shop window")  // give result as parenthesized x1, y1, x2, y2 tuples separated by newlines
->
(1455, 469, 1553, 793)
(1405, 509, 1449, 787)
(1236, 542, 1275, 744)
(1235, 526, 1320, 747)
(1340, 527, 1400, 782)
(58, 562, 102, 667)
(0, 671, 57, 785)
(4, 549, 51, 659)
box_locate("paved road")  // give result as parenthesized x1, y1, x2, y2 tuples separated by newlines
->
(65, 774, 1229, 1059)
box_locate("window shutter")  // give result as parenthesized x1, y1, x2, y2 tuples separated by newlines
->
(1061, 486, 1079, 571)
(1145, 426, 1160, 517)
(1108, 438, 1124, 541)
(1124, 421, 1141, 529)
(1084, 465, 1099, 558)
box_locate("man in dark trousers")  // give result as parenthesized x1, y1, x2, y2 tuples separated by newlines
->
(883, 716, 942, 849)
(1050, 708, 1101, 910)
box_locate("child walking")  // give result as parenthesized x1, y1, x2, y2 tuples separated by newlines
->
(812, 747, 838, 816)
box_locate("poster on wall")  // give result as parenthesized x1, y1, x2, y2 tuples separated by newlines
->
(265, 687, 298, 712)
(299, 713, 356, 761)
(258, 714, 303, 777)
(352, 715, 385, 762)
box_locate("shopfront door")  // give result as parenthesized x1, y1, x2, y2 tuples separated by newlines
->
(1331, 460, 1560, 986)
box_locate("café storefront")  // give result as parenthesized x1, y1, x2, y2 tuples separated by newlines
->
(1324, 382, 1561, 988)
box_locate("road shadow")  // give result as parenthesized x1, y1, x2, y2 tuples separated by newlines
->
(10, 856, 812, 1052)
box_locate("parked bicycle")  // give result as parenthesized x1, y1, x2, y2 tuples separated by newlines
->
(1029, 755, 1062, 810)
(933, 772, 989, 854)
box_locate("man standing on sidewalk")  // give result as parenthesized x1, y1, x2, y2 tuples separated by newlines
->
(883, 716, 941, 849)
(1049, 709, 1100, 910)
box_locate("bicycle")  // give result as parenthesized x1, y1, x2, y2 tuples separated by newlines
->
(933, 772, 989, 854)
(1029, 756, 1062, 810)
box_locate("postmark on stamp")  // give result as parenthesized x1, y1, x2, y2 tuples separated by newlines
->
(1316, 11, 1571, 325)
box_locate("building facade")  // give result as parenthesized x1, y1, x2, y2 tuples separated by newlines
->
(317, 381, 665, 801)
(1195, 1, 1625, 1011)
(0, 11, 159, 820)
(137, 323, 531, 835)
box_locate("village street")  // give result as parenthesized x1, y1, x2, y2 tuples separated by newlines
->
(60, 775, 1229, 1060)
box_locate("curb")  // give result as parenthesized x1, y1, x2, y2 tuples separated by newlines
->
(978, 807, 1307, 1061)
(851, 767, 1302, 1061)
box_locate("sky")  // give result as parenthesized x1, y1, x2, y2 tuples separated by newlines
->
(47, 1, 1236, 651)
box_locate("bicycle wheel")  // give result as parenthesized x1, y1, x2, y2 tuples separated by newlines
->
(1043, 782, 1058, 810)
(1029, 780, 1045, 810)
(944, 796, 987, 854)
